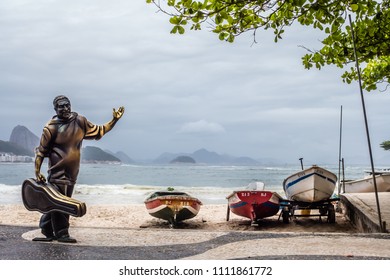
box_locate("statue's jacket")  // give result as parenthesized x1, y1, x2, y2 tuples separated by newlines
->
(36, 112, 105, 186)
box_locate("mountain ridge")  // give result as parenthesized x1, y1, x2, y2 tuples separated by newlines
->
(0, 140, 35, 157)
(81, 146, 121, 163)
(2, 125, 263, 165)
(9, 125, 39, 153)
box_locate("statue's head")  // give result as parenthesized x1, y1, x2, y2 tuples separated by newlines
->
(53, 95, 71, 120)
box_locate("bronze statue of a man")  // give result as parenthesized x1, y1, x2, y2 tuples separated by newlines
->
(33, 95, 124, 243)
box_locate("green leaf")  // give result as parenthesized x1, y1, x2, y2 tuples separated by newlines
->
(169, 17, 180, 25)
(178, 26, 185, 34)
(218, 32, 227, 41)
(351, 4, 359, 12)
(227, 34, 235, 43)
(170, 26, 178, 34)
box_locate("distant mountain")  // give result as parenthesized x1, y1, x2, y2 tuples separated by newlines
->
(2, 125, 134, 163)
(9, 125, 39, 153)
(192, 148, 221, 163)
(1, 125, 38, 157)
(105, 150, 135, 164)
(170, 155, 196, 164)
(2, 125, 264, 165)
(0, 140, 35, 157)
(154, 148, 259, 165)
(153, 152, 180, 164)
(114, 151, 135, 164)
(81, 146, 121, 163)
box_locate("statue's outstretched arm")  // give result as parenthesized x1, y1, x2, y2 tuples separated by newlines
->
(103, 106, 125, 134)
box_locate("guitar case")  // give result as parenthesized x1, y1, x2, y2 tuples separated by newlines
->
(21, 178, 87, 217)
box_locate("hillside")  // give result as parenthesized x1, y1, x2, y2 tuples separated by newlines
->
(0, 140, 35, 157)
(81, 146, 121, 163)
(2, 125, 264, 165)
(0, 125, 39, 157)
(9, 125, 39, 153)
(1, 125, 129, 163)
(170, 155, 196, 164)
(105, 150, 135, 164)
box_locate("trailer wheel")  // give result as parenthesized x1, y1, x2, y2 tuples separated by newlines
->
(327, 204, 336, 224)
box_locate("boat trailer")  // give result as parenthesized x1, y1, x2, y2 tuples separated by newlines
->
(278, 198, 339, 224)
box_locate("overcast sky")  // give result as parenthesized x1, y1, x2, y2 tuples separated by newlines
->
(1, 0, 390, 165)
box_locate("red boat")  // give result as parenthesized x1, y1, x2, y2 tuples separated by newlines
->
(226, 182, 282, 223)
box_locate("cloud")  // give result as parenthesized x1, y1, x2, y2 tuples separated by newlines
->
(178, 120, 226, 135)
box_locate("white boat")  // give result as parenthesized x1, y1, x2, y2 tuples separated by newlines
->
(283, 165, 337, 203)
(341, 170, 390, 193)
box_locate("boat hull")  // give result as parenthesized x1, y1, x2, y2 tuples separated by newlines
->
(283, 166, 337, 203)
(227, 190, 281, 221)
(144, 192, 202, 224)
(342, 173, 390, 193)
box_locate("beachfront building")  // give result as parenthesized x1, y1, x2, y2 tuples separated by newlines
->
(0, 153, 33, 162)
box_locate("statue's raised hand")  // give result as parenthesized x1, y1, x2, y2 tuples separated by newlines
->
(113, 106, 125, 120)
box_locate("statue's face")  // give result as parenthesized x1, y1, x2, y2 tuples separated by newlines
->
(55, 99, 71, 119)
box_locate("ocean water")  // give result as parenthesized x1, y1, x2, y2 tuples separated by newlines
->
(0, 162, 376, 205)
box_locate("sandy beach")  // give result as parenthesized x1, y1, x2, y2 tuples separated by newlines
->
(2, 203, 390, 261)
(0, 203, 356, 233)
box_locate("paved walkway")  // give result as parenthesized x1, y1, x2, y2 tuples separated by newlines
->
(0, 225, 389, 260)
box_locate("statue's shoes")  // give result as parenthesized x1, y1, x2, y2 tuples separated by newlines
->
(32, 236, 54, 242)
(57, 235, 77, 243)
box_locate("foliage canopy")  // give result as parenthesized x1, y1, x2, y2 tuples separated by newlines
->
(146, 0, 390, 91)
